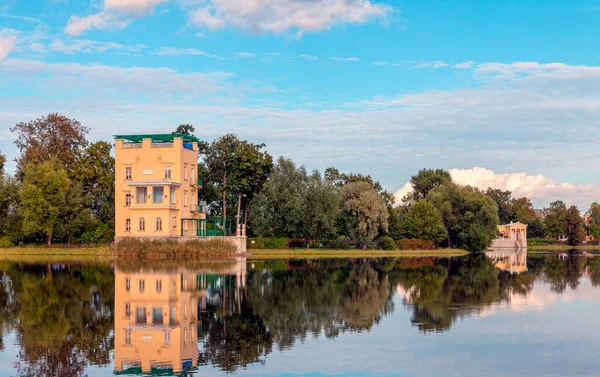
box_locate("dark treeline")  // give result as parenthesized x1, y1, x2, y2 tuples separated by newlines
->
(1, 255, 598, 374)
(1, 114, 597, 251)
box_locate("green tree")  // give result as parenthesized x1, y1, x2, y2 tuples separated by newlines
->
(173, 124, 195, 136)
(0, 152, 5, 179)
(340, 181, 389, 245)
(427, 184, 499, 252)
(10, 113, 89, 176)
(565, 206, 585, 246)
(485, 188, 513, 224)
(73, 141, 115, 225)
(229, 140, 273, 232)
(399, 200, 447, 243)
(511, 197, 537, 222)
(544, 200, 568, 240)
(203, 134, 240, 224)
(325, 167, 394, 207)
(525, 217, 547, 238)
(588, 202, 600, 228)
(409, 168, 452, 201)
(20, 160, 70, 245)
(249, 157, 338, 239)
(589, 223, 600, 243)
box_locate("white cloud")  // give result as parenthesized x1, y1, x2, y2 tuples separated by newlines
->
(454, 60, 475, 69)
(153, 46, 222, 58)
(394, 167, 600, 208)
(373, 61, 388, 65)
(331, 56, 360, 62)
(411, 60, 449, 69)
(195, 32, 204, 38)
(188, 0, 392, 37)
(0, 35, 16, 62)
(235, 51, 256, 58)
(299, 54, 318, 60)
(0, 13, 40, 23)
(65, 0, 171, 36)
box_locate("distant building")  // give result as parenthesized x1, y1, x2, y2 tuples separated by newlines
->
(497, 222, 528, 246)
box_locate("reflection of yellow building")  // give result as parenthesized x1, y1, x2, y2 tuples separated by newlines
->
(114, 134, 205, 240)
(485, 250, 528, 274)
(114, 261, 247, 374)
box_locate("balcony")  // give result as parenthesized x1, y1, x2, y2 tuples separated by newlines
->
(190, 178, 203, 188)
(190, 205, 204, 213)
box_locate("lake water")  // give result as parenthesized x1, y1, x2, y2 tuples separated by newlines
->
(0, 251, 599, 377)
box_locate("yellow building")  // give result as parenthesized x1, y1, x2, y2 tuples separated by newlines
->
(497, 222, 528, 246)
(485, 250, 528, 274)
(114, 134, 206, 240)
(113, 261, 247, 374)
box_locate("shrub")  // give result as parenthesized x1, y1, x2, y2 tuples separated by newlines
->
(0, 236, 14, 248)
(247, 237, 289, 249)
(378, 236, 396, 250)
(396, 238, 435, 250)
(527, 237, 557, 247)
(321, 239, 352, 250)
(113, 237, 237, 258)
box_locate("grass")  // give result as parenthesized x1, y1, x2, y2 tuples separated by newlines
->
(0, 246, 111, 255)
(247, 248, 469, 259)
(529, 244, 600, 251)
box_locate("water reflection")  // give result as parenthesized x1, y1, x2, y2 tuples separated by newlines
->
(0, 253, 599, 376)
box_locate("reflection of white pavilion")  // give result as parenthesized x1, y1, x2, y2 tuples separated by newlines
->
(485, 250, 528, 274)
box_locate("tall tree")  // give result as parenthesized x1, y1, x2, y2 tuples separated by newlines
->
(427, 184, 499, 252)
(229, 140, 273, 233)
(203, 134, 240, 224)
(409, 168, 452, 201)
(172, 124, 195, 136)
(11, 113, 89, 176)
(544, 200, 568, 240)
(340, 181, 389, 245)
(485, 188, 513, 224)
(73, 141, 115, 225)
(249, 157, 338, 239)
(588, 202, 600, 228)
(0, 152, 5, 180)
(511, 197, 537, 222)
(565, 206, 585, 246)
(325, 167, 394, 207)
(399, 200, 448, 243)
(20, 159, 71, 245)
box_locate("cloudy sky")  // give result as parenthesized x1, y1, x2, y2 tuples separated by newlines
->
(1, 0, 599, 209)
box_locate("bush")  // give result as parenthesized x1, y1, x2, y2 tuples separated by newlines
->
(321, 239, 352, 250)
(247, 237, 289, 249)
(378, 236, 396, 250)
(113, 237, 237, 258)
(0, 236, 14, 248)
(527, 237, 557, 247)
(396, 238, 435, 250)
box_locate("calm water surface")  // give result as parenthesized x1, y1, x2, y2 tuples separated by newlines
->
(0, 251, 599, 377)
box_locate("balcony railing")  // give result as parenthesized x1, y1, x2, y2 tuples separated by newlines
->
(191, 178, 203, 188)
(190, 205, 204, 213)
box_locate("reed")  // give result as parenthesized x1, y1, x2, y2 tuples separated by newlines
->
(113, 237, 237, 259)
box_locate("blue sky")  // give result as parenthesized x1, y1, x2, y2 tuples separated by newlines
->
(1, 0, 599, 208)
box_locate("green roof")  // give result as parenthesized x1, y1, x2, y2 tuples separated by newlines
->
(114, 134, 201, 143)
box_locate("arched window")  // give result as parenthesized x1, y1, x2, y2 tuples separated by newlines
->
(156, 217, 163, 231)
(139, 217, 145, 231)
(125, 219, 131, 232)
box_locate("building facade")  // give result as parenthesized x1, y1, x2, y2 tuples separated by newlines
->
(114, 134, 205, 240)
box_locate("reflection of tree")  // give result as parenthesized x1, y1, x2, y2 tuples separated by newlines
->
(0, 263, 114, 377)
(543, 256, 587, 293)
(394, 255, 537, 333)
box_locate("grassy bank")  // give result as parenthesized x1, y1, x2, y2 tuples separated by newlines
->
(529, 245, 600, 251)
(248, 248, 469, 259)
(0, 247, 110, 255)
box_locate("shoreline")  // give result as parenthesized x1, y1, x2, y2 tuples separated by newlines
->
(528, 245, 600, 251)
(0, 246, 469, 260)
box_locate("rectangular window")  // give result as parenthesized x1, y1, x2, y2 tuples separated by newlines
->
(125, 193, 131, 207)
(125, 303, 130, 317)
(172, 215, 177, 229)
(191, 193, 195, 207)
(153, 187, 163, 203)
(191, 167, 195, 182)
(156, 279, 162, 293)
(125, 278, 130, 291)
(184, 192, 188, 206)
(170, 187, 176, 204)
(136, 307, 146, 324)
(170, 307, 176, 324)
(184, 328, 188, 346)
(164, 330, 171, 344)
(164, 165, 171, 179)
(136, 187, 147, 204)
(152, 308, 163, 325)
(139, 279, 145, 293)
(125, 329, 131, 344)
(125, 167, 132, 180)
(184, 165, 188, 180)
(125, 219, 131, 232)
